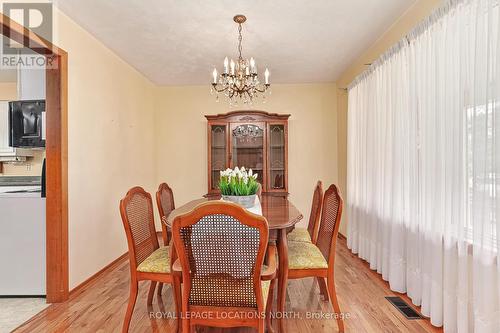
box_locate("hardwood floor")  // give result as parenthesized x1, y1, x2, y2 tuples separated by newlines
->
(15, 238, 443, 333)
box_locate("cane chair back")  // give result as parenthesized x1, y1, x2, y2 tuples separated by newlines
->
(316, 184, 343, 264)
(172, 202, 269, 309)
(156, 183, 175, 245)
(120, 187, 160, 271)
(307, 181, 324, 244)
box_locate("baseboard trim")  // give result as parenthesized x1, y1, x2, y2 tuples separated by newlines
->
(69, 252, 128, 299)
(70, 232, 165, 299)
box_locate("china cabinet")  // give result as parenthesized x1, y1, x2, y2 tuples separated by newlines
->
(206, 110, 289, 196)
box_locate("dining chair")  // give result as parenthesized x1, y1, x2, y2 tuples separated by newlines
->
(287, 180, 323, 243)
(156, 182, 175, 246)
(171, 201, 277, 333)
(287, 184, 345, 333)
(156, 183, 176, 296)
(119, 186, 180, 333)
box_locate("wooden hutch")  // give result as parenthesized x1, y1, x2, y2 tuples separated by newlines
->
(206, 110, 289, 196)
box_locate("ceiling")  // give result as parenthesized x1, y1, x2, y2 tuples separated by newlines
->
(54, 0, 415, 86)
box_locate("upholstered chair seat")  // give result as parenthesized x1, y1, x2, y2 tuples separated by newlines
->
(287, 228, 312, 243)
(288, 241, 328, 269)
(137, 246, 171, 273)
(262, 280, 271, 303)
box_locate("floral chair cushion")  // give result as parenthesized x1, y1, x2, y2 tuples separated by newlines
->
(287, 228, 312, 243)
(137, 246, 171, 273)
(288, 241, 328, 270)
(262, 280, 271, 302)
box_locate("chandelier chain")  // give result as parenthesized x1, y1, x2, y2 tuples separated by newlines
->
(238, 23, 243, 61)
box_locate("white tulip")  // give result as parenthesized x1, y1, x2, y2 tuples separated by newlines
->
(248, 169, 253, 177)
(253, 173, 258, 179)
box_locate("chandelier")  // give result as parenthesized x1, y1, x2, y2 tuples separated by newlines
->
(211, 15, 271, 106)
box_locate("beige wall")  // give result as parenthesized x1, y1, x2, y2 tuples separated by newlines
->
(335, 0, 442, 235)
(1, 151, 45, 176)
(154, 84, 339, 229)
(0, 82, 16, 100)
(51, 10, 157, 289)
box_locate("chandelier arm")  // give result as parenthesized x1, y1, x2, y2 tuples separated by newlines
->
(239, 84, 249, 93)
(212, 84, 229, 93)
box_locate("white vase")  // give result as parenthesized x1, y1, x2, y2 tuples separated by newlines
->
(221, 194, 256, 208)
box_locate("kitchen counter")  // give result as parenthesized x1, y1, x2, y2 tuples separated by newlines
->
(0, 186, 42, 198)
(0, 176, 42, 198)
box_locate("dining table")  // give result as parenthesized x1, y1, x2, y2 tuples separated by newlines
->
(164, 193, 303, 333)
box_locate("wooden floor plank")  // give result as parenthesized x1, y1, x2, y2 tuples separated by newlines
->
(15, 238, 443, 333)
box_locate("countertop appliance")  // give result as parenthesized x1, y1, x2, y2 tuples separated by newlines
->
(0, 176, 45, 295)
(9, 100, 45, 148)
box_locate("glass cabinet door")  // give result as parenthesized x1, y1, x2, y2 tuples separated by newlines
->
(269, 124, 286, 190)
(231, 123, 265, 185)
(210, 125, 227, 190)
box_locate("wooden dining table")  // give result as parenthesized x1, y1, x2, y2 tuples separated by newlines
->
(164, 194, 303, 333)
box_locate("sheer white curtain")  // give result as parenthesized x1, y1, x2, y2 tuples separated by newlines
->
(347, 1, 500, 332)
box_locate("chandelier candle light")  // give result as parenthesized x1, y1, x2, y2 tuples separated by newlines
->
(211, 15, 271, 105)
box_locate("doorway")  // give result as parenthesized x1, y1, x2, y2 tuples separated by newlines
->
(0, 13, 68, 303)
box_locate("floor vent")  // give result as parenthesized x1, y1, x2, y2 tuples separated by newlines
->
(385, 296, 422, 319)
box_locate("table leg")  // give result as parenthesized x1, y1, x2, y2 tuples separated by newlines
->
(277, 229, 288, 333)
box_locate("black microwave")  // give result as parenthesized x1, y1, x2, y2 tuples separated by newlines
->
(9, 100, 46, 148)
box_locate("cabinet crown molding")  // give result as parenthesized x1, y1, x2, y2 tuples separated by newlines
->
(205, 110, 290, 121)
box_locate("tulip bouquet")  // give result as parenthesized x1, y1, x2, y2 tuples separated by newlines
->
(218, 166, 259, 196)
